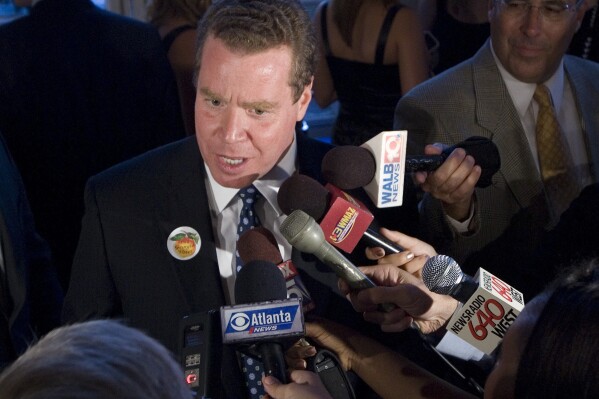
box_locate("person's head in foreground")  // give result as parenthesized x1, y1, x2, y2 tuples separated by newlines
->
(485, 257, 599, 398)
(0, 319, 191, 399)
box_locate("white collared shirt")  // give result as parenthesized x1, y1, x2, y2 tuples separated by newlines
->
(203, 137, 297, 305)
(490, 41, 591, 186)
(449, 43, 593, 233)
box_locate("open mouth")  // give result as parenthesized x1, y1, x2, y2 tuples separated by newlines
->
(222, 156, 244, 165)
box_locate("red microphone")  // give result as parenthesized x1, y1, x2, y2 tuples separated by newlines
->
(277, 174, 402, 255)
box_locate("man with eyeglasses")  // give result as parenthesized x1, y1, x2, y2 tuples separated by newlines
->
(394, 0, 599, 298)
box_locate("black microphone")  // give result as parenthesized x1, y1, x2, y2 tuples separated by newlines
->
(238, 227, 315, 312)
(277, 174, 403, 254)
(221, 261, 305, 384)
(322, 136, 501, 190)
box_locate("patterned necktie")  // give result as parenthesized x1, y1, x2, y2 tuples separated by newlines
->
(236, 185, 261, 272)
(235, 185, 266, 398)
(534, 84, 580, 223)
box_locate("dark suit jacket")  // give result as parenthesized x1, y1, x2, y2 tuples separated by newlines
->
(0, 133, 63, 369)
(0, 0, 185, 289)
(63, 134, 421, 397)
(395, 40, 599, 281)
(465, 182, 599, 298)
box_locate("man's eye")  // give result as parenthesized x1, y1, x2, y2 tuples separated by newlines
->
(253, 109, 267, 116)
(210, 99, 222, 107)
(543, 3, 566, 13)
(507, 1, 527, 9)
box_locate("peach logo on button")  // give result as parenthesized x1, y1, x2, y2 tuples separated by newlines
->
(167, 227, 201, 260)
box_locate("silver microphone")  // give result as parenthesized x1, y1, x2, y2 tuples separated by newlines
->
(280, 209, 375, 290)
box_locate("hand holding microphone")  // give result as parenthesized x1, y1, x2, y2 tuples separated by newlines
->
(281, 209, 405, 315)
(334, 252, 458, 334)
(321, 133, 500, 208)
(363, 227, 436, 277)
(422, 255, 525, 355)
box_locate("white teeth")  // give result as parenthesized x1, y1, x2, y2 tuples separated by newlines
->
(223, 157, 243, 165)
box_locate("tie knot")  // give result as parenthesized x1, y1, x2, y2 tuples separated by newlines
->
(533, 85, 552, 108)
(238, 185, 260, 205)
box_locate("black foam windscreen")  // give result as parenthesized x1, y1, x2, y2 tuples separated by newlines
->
(234, 260, 287, 304)
(447, 136, 500, 188)
(277, 174, 329, 221)
(321, 146, 376, 190)
(320, 136, 501, 189)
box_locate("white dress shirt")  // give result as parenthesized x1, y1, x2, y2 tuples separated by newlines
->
(203, 137, 297, 305)
(491, 43, 592, 187)
(447, 43, 592, 233)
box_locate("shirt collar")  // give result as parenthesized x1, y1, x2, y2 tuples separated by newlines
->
(204, 135, 298, 215)
(490, 39, 565, 117)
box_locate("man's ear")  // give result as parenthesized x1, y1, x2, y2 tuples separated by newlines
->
(296, 78, 313, 122)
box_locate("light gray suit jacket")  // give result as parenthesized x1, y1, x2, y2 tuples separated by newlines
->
(395, 40, 599, 265)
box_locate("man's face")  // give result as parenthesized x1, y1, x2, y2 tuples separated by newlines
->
(488, 0, 585, 83)
(194, 36, 312, 188)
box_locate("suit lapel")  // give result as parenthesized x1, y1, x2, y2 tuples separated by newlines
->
(154, 138, 226, 313)
(472, 42, 544, 209)
(0, 153, 26, 327)
(565, 58, 599, 181)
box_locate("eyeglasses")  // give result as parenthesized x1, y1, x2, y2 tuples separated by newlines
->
(498, 0, 579, 22)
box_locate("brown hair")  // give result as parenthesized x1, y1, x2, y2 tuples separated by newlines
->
(515, 258, 599, 398)
(193, 0, 317, 103)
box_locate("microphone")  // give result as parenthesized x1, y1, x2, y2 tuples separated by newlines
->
(322, 134, 501, 207)
(280, 209, 395, 311)
(220, 260, 304, 383)
(278, 174, 403, 255)
(280, 209, 378, 290)
(422, 255, 525, 355)
(238, 227, 315, 312)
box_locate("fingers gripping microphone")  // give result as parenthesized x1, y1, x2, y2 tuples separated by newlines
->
(322, 135, 501, 207)
(422, 255, 525, 355)
(221, 261, 305, 384)
(422, 255, 479, 303)
(404, 137, 501, 181)
(278, 174, 403, 255)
